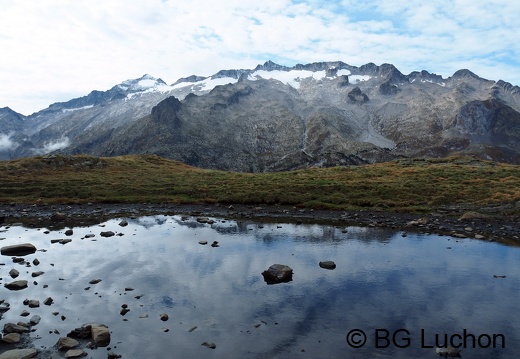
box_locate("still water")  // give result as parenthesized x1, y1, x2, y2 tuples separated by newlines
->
(0, 215, 519, 358)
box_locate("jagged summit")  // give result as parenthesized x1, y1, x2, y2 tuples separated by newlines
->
(117, 74, 168, 92)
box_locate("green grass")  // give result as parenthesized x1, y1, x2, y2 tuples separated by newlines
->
(1, 154, 519, 212)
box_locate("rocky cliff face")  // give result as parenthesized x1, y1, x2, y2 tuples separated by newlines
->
(2, 61, 520, 170)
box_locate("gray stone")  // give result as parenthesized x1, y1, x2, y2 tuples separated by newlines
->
(262, 264, 293, 284)
(43, 297, 54, 305)
(9, 268, 20, 278)
(27, 300, 39, 308)
(4, 280, 28, 291)
(64, 229, 73, 236)
(100, 231, 115, 237)
(160, 313, 169, 321)
(1, 243, 36, 256)
(118, 220, 128, 227)
(0, 348, 37, 359)
(29, 315, 41, 325)
(31, 271, 44, 277)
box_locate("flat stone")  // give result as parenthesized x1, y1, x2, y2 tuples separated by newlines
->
(3, 322, 30, 333)
(57, 337, 80, 350)
(1, 243, 37, 256)
(319, 261, 337, 270)
(4, 280, 28, 291)
(27, 300, 40, 308)
(198, 241, 208, 245)
(64, 349, 87, 358)
(100, 231, 115, 237)
(2, 332, 21, 344)
(43, 297, 54, 305)
(0, 348, 37, 359)
(31, 271, 44, 277)
(89, 279, 102, 285)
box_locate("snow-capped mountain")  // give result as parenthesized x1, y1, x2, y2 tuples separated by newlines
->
(1, 61, 519, 170)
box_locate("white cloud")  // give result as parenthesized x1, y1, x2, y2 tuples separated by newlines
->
(34, 137, 71, 155)
(0, 133, 17, 151)
(0, 0, 519, 115)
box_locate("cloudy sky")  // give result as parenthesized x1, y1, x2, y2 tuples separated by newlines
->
(1, 0, 519, 115)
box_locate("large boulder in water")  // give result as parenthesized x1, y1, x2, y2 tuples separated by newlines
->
(1, 243, 36, 256)
(262, 264, 293, 284)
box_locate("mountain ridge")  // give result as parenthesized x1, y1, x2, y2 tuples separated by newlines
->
(1, 60, 519, 170)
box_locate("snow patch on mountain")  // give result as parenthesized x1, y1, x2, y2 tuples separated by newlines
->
(62, 105, 95, 113)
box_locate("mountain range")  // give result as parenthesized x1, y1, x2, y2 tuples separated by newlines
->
(1, 61, 519, 171)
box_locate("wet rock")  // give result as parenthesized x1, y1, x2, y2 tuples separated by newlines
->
(120, 308, 130, 316)
(29, 315, 41, 325)
(198, 241, 208, 245)
(262, 264, 293, 284)
(493, 275, 506, 278)
(100, 231, 115, 237)
(43, 297, 54, 305)
(108, 352, 122, 359)
(89, 279, 102, 285)
(474, 234, 485, 240)
(118, 220, 128, 227)
(1, 243, 37, 256)
(9, 268, 19, 278)
(57, 337, 80, 351)
(1, 332, 21, 344)
(211, 241, 219, 247)
(32, 259, 40, 266)
(64, 229, 73, 236)
(0, 348, 37, 359)
(64, 349, 87, 358)
(84, 234, 95, 238)
(91, 324, 111, 347)
(319, 261, 337, 270)
(3, 322, 30, 333)
(20, 310, 30, 317)
(160, 313, 169, 321)
(59, 239, 72, 245)
(201, 342, 216, 349)
(31, 271, 44, 277)
(4, 280, 28, 291)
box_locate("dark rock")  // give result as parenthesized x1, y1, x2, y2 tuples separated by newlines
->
(89, 279, 102, 284)
(319, 261, 337, 270)
(160, 313, 169, 321)
(51, 212, 67, 221)
(262, 264, 293, 284)
(1, 243, 36, 256)
(43, 297, 53, 305)
(64, 229, 73, 236)
(100, 231, 115, 237)
(9, 268, 19, 278)
(1, 332, 21, 344)
(29, 315, 41, 325)
(31, 271, 44, 277)
(118, 220, 128, 227)
(4, 280, 28, 290)
(201, 342, 216, 349)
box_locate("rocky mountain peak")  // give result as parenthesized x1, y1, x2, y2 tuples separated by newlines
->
(254, 60, 290, 72)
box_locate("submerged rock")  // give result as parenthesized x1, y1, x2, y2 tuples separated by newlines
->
(262, 264, 293, 284)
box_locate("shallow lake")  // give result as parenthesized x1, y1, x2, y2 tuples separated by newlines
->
(1, 215, 519, 358)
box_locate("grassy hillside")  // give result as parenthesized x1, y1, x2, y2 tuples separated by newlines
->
(1, 154, 519, 212)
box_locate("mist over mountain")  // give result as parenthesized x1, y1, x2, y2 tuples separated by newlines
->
(1, 61, 519, 171)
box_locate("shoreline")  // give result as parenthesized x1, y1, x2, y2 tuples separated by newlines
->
(1, 202, 518, 244)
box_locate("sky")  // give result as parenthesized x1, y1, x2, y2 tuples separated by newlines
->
(1, 0, 519, 115)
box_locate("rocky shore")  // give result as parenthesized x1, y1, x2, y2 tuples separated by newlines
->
(0, 202, 518, 244)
